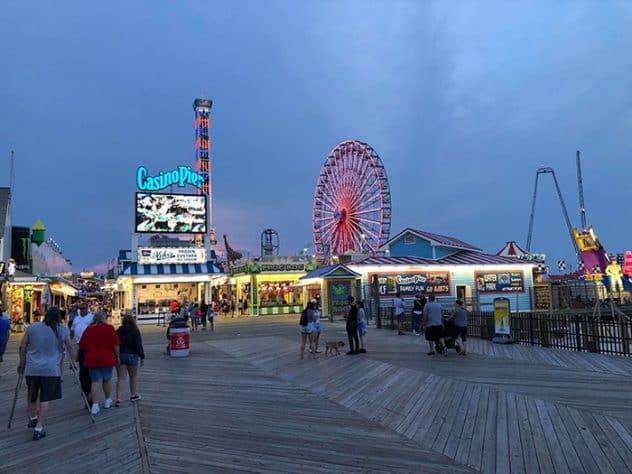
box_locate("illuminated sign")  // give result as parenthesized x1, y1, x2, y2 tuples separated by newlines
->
(138, 248, 206, 264)
(475, 271, 524, 293)
(137, 166, 205, 191)
(369, 271, 451, 297)
(135, 193, 207, 234)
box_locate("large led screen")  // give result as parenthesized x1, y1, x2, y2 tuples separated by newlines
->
(135, 193, 207, 233)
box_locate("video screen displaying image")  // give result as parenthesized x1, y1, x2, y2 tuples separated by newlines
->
(135, 193, 207, 233)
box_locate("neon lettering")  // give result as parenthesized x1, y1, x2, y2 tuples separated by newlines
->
(136, 166, 205, 191)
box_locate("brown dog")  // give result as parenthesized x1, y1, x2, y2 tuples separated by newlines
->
(325, 341, 345, 356)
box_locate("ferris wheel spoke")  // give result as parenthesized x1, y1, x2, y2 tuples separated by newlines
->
(348, 207, 383, 217)
(350, 217, 381, 238)
(350, 182, 380, 210)
(352, 189, 382, 210)
(315, 192, 338, 212)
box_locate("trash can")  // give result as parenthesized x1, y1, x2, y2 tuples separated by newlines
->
(169, 327, 190, 357)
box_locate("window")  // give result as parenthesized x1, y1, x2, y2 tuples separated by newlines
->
(141, 285, 147, 289)
(155, 285, 161, 288)
(403, 234, 416, 245)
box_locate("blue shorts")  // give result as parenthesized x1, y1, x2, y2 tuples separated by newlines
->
(358, 320, 367, 337)
(89, 367, 113, 382)
(119, 353, 140, 366)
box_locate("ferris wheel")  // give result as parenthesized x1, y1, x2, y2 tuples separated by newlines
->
(312, 140, 392, 256)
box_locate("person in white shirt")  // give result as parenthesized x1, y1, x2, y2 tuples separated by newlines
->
(70, 302, 94, 401)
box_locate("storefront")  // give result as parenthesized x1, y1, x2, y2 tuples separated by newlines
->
(347, 228, 538, 313)
(229, 259, 312, 315)
(5, 274, 78, 323)
(297, 264, 361, 320)
(116, 261, 223, 323)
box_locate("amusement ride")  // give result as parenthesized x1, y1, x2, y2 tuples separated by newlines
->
(312, 140, 392, 257)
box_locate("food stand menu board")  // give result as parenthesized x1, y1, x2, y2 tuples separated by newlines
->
(329, 280, 352, 317)
(475, 271, 524, 293)
(371, 272, 451, 297)
(533, 283, 551, 309)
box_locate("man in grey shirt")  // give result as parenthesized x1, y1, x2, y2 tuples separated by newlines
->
(422, 294, 446, 355)
(18, 307, 74, 440)
(449, 300, 468, 356)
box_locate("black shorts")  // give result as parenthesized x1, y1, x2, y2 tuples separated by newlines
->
(456, 326, 467, 341)
(26, 376, 62, 403)
(425, 325, 444, 341)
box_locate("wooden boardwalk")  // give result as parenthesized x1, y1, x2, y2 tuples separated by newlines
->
(2, 316, 632, 473)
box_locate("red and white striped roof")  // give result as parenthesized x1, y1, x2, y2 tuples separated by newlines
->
(496, 241, 530, 258)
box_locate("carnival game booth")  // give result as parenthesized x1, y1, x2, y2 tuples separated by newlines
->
(117, 261, 223, 324)
(229, 258, 312, 316)
(348, 228, 537, 313)
(297, 264, 361, 321)
(6, 273, 78, 324)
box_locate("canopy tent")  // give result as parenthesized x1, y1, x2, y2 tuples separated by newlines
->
(496, 241, 530, 258)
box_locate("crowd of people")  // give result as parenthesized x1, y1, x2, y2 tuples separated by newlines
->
(13, 302, 145, 440)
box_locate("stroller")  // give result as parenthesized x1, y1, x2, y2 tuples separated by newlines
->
(436, 318, 462, 354)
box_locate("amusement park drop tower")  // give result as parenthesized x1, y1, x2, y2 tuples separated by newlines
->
(193, 98, 216, 248)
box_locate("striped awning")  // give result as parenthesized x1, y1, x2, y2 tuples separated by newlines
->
(121, 261, 223, 276)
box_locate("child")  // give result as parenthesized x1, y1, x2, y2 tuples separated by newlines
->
(191, 304, 201, 331)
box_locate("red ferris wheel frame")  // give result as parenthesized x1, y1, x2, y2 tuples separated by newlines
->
(312, 140, 392, 257)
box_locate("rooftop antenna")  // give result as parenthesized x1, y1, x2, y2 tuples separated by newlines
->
(576, 150, 587, 231)
(9, 150, 14, 201)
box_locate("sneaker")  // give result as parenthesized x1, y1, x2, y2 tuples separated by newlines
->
(103, 398, 113, 409)
(398, 331, 405, 335)
(32, 429, 46, 441)
(359, 348, 367, 353)
(130, 395, 141, 402)
(27, 417, 38, 428)
(427, 351, 435, 356)
(91, 403, 100, 415)
(115, 398, 123, 407)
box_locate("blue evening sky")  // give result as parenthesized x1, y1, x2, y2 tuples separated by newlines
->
(1, 1, 631, 272)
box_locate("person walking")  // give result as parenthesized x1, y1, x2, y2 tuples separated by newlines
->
(79, 310, 120, 415)
(0, 312, 10, 362)
(17, 307, 74, 440)
(449, 300, 469, 356)
(191, 304, 201, 331)
(357, 300, 367, 353)
(115, 314, 145, 406)
(412, 294, 426, 336)
(422, 295, 446, 356)
(200, 301, 209, 330)
(70, 302, 94, 402)
(394, 292, 406, 335)
(345, 296, 359, 355)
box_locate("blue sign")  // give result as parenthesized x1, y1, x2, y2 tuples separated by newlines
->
(137, 166, 205, 191)
(475, 271, 524, 293)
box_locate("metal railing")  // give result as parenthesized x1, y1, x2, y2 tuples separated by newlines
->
(374, 308, 632, 356)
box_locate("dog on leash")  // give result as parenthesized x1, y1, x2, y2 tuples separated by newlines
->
(325, 341, 345, 356)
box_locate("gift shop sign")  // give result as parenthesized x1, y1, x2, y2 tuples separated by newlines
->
(369, 272, 451, 297)
(138, 247, 206, 264)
